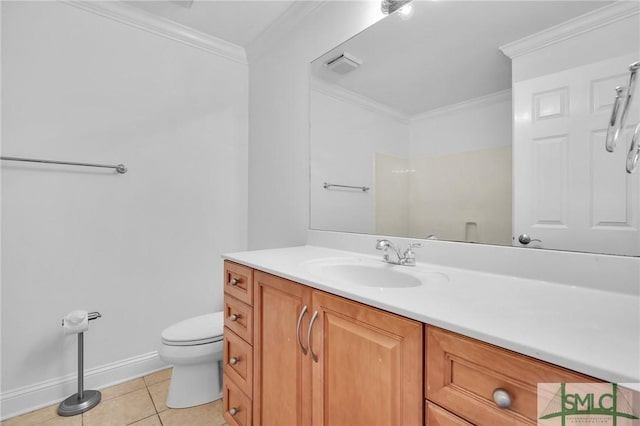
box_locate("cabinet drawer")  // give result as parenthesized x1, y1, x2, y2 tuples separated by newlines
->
(224, 328, 253, 398)
(224, 261, 253, 306)
(223, 373, 253, 426)
(426, 401, 473, 426)
(426, 326, 599, 425)
(224, 295, 253, 344)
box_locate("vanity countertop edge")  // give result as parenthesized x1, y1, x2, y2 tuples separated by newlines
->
(222, 244, 640, 387)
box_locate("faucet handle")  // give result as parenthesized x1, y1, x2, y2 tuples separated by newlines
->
(402, 242, 421, 266)
(404, 242, 421, 255)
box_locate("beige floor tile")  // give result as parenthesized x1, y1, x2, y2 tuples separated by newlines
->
(100, 378, 147, 401)
(82, 388, 156, 426)
(142, 368, 172, 387)
(1, 404, 59, 425)
(158, 399, 225, 426)
(147, 379, 170, 413)
(127, 414, 161, 426)
(34, 414, 82, 426)
(1, 406, 82, 426)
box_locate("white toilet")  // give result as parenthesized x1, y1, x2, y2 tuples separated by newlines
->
(159, 311, 224, 408)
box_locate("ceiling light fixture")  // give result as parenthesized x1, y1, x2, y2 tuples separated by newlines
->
(381, 0, 413, 15)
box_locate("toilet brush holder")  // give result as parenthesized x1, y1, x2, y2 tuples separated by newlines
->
(58, 311, 102, 417)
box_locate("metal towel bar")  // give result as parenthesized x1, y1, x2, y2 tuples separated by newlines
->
(323, 182, 370, 192)
(1, 156, 127, 174)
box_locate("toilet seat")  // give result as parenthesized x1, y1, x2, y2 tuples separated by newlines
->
(161, 312, 224, 346)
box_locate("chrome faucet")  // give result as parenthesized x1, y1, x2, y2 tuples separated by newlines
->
(375, 239, 421, 266)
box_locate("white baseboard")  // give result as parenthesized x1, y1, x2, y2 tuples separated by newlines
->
(0, 351, 168, 421)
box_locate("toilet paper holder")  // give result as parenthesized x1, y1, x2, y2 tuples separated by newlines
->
(58, 311, 102, 417)
(60, 311, 101, 326)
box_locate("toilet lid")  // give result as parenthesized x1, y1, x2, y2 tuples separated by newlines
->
(161, 312, 224, 346)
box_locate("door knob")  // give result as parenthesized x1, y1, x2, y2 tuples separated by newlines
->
(518, 234, 541, 245)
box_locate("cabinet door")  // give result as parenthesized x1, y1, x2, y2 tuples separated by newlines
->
(311, 291, 423, 426)
(253, 271, 312, 426)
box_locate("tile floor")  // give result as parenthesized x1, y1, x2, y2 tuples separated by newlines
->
(1, 369, 228, 426)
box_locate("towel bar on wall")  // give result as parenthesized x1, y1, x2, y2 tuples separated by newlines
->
(323, 182, 370, 192)
(0, 156, 127, 174)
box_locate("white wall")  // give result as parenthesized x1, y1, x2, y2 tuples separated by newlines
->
(409, 92, 512, 158)
(247, 1, 384, 250)
(308, 84, 512, 243)
(407, 93, 513, 244)
(375, 153, 411, 237)
(310, 86, 409, 234)
(1, 1, 247, 418)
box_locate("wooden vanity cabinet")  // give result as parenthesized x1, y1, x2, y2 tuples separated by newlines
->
(252, 270, 424, 426)
(222, 261, 604, 426)
(223, 261, 255, 426)
(310, 289, 423, 426)
(253, 270, 312, 425)
(425, 326, 600, 425)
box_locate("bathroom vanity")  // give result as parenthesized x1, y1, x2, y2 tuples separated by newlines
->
(220, 246, 638, 425)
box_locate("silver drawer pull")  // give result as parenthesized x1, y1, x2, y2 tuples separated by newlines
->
(307, 310, 319, 363)
(493, 388, 512, 409)
(229, 407, 239, 416)
(229, 278, 239, 286)
(229, 356, 240, 365)
(296, 305, 308, 355)
(229, 313, 240, 322)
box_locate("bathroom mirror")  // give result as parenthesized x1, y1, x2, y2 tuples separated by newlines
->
(309, 0, 640, 256)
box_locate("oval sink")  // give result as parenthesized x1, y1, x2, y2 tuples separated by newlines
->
(302, 257, 448, 289)
(323, 264, 422, 288)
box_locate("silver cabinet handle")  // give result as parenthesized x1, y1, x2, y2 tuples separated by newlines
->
(307, 310, 319, 363)
(518, 234, 541, 245)
(296, 305, 308, 355)
(229, 356, 239, 365)
(229, 278, 239, 286)
(606, 86, 624, 152)
(229, 313, 240, 322)
(229, 407, 239, 416)
(493, 388, 512, 409)
(626, 122, 640, 174)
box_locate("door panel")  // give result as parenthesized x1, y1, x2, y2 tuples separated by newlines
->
(253, 271, 312, 426)
(513, 53, 640, 255)
(311, 291, 423, 426)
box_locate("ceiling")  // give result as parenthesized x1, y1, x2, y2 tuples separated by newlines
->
(124, 1, 615, 116)
(125, 0, 297, 47)
(311, 1, 613, 116)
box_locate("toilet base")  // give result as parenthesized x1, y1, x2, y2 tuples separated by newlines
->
(166, 360, 222, 408)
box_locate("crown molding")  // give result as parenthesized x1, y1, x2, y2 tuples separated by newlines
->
(311, 79, 512, 124)
(410, 89, 512, 122)
(61, 0, 247, 64)
(500, 1, 640, 59)
(246, 1, 327, 64)
(310, 78, 410, 123)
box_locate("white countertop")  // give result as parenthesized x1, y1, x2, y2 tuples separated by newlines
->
(223, 245, 640, 386)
